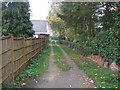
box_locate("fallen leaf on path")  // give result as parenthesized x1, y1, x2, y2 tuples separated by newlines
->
(89, 80, 94, 83)
(94, 73, 98, 75)
(102, 82, 105, 84)
(86, 77, 89, 79)
(111, 74, 115, 76)
(82, 75, 86, 77)
(85, 85, 90, 87)
(80, 77, 85, 80)
(102, 87, 106, 88)
(88, 78, 92, 80)
(85, 82, 90, 85)
(21, 83, 26, 86)
(35, 81, 38, 83)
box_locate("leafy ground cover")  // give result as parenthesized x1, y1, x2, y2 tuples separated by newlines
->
(3, 45, 50, 88)
(53, 45, 71, 71)
(61, 45, 119, 88)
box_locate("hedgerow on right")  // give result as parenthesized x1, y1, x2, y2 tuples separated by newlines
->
(61, 45, 119, 88)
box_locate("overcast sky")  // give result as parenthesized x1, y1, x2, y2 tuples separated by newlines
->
(29, 0, 51, 20)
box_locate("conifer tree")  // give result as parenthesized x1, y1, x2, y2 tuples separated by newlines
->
(2, 1, 34, 37)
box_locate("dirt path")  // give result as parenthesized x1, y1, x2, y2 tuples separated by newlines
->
(57, 46, 97, 88)
(24, 45, 97, 88)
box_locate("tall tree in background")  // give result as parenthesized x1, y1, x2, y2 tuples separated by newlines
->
(48, 2, 66, 40)
(51, 2, 98, 43)
(2, 1, 34, 37)
(48, 2, 120, 66)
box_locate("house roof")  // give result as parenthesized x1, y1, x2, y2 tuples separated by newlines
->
(31, 20, 48, 34)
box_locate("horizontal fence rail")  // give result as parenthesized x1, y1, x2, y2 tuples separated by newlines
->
(0, 34, 49, 85)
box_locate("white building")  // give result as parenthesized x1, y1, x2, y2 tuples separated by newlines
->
(31, 20, 50, 38)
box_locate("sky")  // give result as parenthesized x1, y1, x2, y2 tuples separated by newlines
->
(29, 0, 51, 20)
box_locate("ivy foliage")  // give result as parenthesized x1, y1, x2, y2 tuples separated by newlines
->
(91, 29, 120, 66)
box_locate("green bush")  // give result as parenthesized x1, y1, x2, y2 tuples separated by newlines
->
(60, 28, 120, 67)
(60, 40, 92, 56)
(61, 45, 119, 88)
(91, 29, 120, 66)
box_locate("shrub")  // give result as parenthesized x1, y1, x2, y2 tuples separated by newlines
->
(91, 29, 120, 66)
(60, 28, 120, 67)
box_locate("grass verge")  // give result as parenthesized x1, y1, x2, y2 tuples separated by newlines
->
(3, 45, 50, 88)
(61, 44, 119, 89)
(53, 45, 71, 71)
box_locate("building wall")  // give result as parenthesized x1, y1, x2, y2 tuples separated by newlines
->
(31, 20, 48, 34)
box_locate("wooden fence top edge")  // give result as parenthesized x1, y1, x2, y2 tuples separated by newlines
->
(0, 36, 10, 40)
(14, 37, 23, 40)
(26, 38, 31, 40)
(0, 36, 46, 40)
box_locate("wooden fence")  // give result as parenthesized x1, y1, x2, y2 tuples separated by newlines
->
(0, 34, 48, 85)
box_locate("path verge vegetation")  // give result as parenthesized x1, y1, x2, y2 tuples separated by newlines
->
(61, 45, 119, 88)
(53, 45, 71, 71)
(3, 45, 50, 88)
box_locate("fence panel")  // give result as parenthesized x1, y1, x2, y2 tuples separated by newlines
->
(1, 36, 13, 83)
(25, 38, 31, 61)
(1, 35, 48, 85)
(14, 38, 24, 77)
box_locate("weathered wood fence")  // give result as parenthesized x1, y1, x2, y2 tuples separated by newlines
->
(0, 34, 48, 84)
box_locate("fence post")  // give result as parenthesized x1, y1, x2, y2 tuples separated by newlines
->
(10, 34, 14, 81)
(44, 37, 46, 48)
(40, 37, 42, 52)
(34, 37, 37, 57)
(22, 35, 26, 62)
(30, 37, 32, 59)
(39, 37, 41, 52)
(41, 38, 43, 51)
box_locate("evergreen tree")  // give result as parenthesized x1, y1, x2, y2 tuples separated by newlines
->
(2, 1, 34, 37)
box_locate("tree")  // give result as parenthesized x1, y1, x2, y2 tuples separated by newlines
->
(48, 3, 66, 40)
(2, 1, 34, 37)
(56, 2, 98, 43)
(48, 2, 120, 66)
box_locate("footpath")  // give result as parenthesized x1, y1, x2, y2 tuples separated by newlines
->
(23, 44, 97, 88)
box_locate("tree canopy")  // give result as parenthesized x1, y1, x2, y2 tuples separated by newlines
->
(2, 1, 34, 37)
(48, 2, 120, 66)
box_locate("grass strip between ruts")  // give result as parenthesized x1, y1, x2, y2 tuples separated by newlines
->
(53, 45, 71, 71)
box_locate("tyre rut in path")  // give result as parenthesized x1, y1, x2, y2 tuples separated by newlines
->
(23, 45, 97, 88)
(57, 45, 97, 88)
